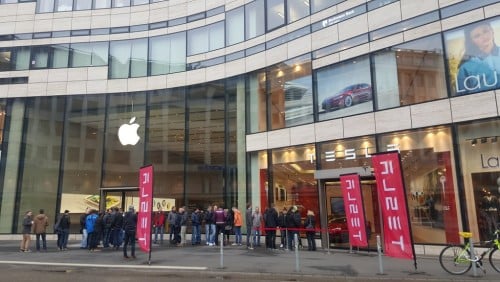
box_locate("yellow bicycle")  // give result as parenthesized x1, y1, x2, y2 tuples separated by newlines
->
(439, 230, 500, 275)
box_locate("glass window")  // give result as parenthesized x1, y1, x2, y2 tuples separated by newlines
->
(2, 0, 18, 3)
(267, 0, 285, 31)
(56, 0, 73, 11)
(52, 44, 69, 68)
(226, 7, 244, 46)
(169, 32, 186, 73)
(444, 17, 500, 96)
(132, 0, 148, 5)
(13, 47, 30, 70)
(74, 0, 91, 10)
(93, 0, 110, 9)
(37, 0, 55, 13)
(187, 26, 208, 56)
(316, 55, 372, 121)
(113, 0, 130, 8)
(378, 127, 460, 245)
(456, 120, 500, 242)
(109, 40, 131, 79)
(16, 97, 65, 233)
(208, 21, 224, 51)
(268, 54, 313, 130)
(287, 0, 310, 23)
(0, 50, 11, 71)
(102, 92, 146, 187)
(311, 0, 342, 13)
(373, 34, 447, 110)
(149, 35, 170, 75)
(146, 89, 186, 205)
(70, 43, 92, 67)
(60, 95, 105, 227)
(245, 0, 265, 39)
(130, 38, 148, 77)
(31, 46, 50, 69)
(247, 70, 267, 133)
(91, 42, 109, 66)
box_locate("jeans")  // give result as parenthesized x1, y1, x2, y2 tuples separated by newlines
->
(252, 227, 261, 246)
(58, 229, 69, 249)
(287, 230, 297, 250)
(306, 231, 316, 251)
(103, 228, 111, 248)
(192, 225, 201, 244)
(154, 225, 164, 244)
(123, 230, 136, 257)
(88, 231, 99, 250)
(266, 229, 276, 249)
(169, 224, 176, 241)
(207, 224, 216, 244)
(112, 228, 123, 248)
(35, 233, 47, 251)
(246, 226, 252, 246)
(234, 226, 242, 244)
(80, 228, 88, 248)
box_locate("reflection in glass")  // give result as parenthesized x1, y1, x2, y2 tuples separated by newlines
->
(13, 47, 30, 70)
(245, 0, 265, 39)
(146, 89, 186, 204)
(31, 46, 50, 69)
(226, 7, 244, 46)
(102, 92, 146, 187)
(113, 0, 130, 8)
(52, 44, 69, 68)
(16, 97, 64, 233)
(93, 0, 110, 9)
(56, 0, 73, 11)
(267, 0, 285, 31)
(287, 0, 310, 23)
(311, 0, 341, 13)
(130, 38, 148, 77)
(268, 55, 313, 130)
(74, 0, 91, 10)
(185, 82, 226, 207)
(247, 70, 267, 133)
(374, 34, 447, 110)
(37, 0, 55, 13)
(0, 50, 11, 71)
(109, 40, 131, 79)
(316, 56, 372, 121)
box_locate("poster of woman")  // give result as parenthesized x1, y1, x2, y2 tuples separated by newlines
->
(444, 17, 500, 96)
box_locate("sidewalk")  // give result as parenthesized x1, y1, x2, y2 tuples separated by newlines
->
(0, 239, 498, 281)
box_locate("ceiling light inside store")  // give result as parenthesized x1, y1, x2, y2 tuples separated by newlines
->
(471, 139, 477, 146)
(304, 1, 309, 6)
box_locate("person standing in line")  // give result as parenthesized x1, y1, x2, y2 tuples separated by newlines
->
(167, 206, 177, 243)
(191, 207, 201, 245)
(122, 205, 138, 259)
(111, 207, 124, 250)
(86, 209, 98, 251)
(92, 211, 104, 251)
(20, 210, 33, 252)
(250, 206, 262, 249)
(278, 207, 288, 249)
(231, 206, 242, 246)
(304, 210, 316, 251)
(205, 205, 215, 246)
(245, 203, 252, 248)
(33, 209, 49, 252)
(153, 207, 166, 245)
(224, 208, 234, 245)
(286, 206, 301, 251)
(102, 209, 113, 248)
(79, 207, 90, 249)
(179, 206, 188, 246)
(55, 210, 71, 251)
(264, 203, 279, 250)
(214, 205, 226, 246)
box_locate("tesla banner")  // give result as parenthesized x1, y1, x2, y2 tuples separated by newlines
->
(372, 152, 414, 260)
(340, 173, 368, 247)
(138, 165, 153, 253)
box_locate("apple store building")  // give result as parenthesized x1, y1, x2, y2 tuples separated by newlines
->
(0, 0, 499, 248)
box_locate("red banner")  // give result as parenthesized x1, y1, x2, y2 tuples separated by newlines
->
(372, 152, 414, 260)
(138, 165, 153, 253)
(340, 174, 368, 247)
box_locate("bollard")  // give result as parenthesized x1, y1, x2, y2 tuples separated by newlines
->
(376, 235, 384, 275)
(470, 237, 477, 277)
(294, 233, 300, 272)
(220, 232, 224, 269)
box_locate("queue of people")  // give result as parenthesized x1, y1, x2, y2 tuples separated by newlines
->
(18, 203, 319, 256)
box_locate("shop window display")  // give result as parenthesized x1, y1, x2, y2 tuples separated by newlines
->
(457, 120, 500, 242)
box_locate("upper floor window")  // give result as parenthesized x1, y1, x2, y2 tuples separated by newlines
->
(287, 0, 310, 23)
(56, 0, 73, 12)
(74, 0, 91, 10)
(245, 0, 265, 39)
(93, 0, 110, 9)
(226, 7, 244, 46)
(267, 0, 285, 31)
(311, 0, 343, 13)
(37, 0, 54, 13)
(187, 21, 224, 56)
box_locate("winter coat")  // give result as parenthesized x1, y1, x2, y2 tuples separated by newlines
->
(33, 213, 49, 234)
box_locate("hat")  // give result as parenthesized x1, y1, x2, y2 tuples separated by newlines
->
(128, 205, 135, 211)
(64, 210, 70, 213)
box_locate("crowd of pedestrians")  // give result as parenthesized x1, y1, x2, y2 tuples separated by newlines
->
(18, 202, 319, 256)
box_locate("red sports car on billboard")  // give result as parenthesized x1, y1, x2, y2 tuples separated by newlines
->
(321, 83, 372, 111)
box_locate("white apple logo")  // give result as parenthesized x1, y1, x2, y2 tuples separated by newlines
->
(118, 117, 140, 146)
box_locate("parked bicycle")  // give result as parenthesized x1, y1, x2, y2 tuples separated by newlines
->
(439, 230, 500, 275)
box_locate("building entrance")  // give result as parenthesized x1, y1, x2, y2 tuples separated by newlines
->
(99, 187, 138, 212)
(320, 178, 381, 250)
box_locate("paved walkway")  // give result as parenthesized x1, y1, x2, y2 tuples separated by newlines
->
(0, 239, 498, 281)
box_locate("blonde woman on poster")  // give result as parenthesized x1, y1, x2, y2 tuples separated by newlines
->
(447, 19, 500, 95)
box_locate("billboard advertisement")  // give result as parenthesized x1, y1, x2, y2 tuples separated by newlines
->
(444, 17, 500, 96)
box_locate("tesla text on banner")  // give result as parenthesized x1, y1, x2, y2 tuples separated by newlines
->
(138, 165, 153, 253)
(372, 152, 414, 260)
(340, 173, 368, 247)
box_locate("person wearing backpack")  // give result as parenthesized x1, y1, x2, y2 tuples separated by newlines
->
(102, 209, 113, 248)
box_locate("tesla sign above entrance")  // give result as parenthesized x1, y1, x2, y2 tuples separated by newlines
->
(309, 144, 400, 163)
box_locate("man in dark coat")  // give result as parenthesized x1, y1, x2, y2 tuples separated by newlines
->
(122, 206, 138, 259)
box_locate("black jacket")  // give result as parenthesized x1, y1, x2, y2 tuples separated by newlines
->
(122, 211, 137, 233)
(264, 208, 279, 228)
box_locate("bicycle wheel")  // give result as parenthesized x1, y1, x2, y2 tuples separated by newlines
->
(489, 246, 500, 272)
(439, 245, 472, 275)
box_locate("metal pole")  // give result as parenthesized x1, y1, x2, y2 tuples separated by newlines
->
(294, 233, 300, 272)
(470, 237, 477, 277)
(376, 235, 384, 275)
(220, 231, 224, 269)
(326, 228, 331, 255)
